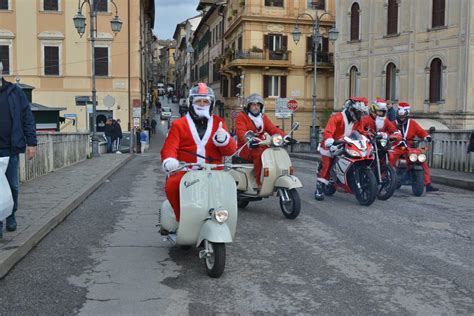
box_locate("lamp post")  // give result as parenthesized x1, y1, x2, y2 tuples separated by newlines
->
(73, 0, 122, 157)
(292, 12, 338, 152)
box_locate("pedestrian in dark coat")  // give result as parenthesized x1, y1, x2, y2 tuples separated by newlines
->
(104, 117, 114, 153)
(113, 119, 123, 152)
(151, 119, 157, 135)
(0, 78, 37, 238)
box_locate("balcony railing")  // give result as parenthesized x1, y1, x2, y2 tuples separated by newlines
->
(306, 52, 334, 65)
(228, 49, 291, 63)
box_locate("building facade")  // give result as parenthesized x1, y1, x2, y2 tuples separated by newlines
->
(0, 0, 154, 132)
(191, 1, 226, 116)
(220, 0, 336, 140)
(335, 0, 474, 129)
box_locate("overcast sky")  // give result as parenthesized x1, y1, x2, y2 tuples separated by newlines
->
(154, 0, 199, 40)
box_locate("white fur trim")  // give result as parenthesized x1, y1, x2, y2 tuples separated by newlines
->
(375, 116, 385, 131)
(342, 111, 354, 137)
(248, 113, 263, 130)
(185, 114, 214, 164)
(401, 119, 410, 138)
(317, 178, 329, 185)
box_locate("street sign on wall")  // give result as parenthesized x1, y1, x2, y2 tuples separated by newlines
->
(275, 98, 291, 119)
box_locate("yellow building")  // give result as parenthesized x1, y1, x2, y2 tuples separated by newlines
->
(0, 0, 154, 132)
(220, 0, 336, 140)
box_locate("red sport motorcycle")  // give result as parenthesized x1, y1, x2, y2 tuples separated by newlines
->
(318, 131, 378, 206)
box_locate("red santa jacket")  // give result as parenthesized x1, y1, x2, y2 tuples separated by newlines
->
(320, 111, 364, 156)
(393, 118, 428, 147)
(161, 114, 236, 166)
(360, 116, 399, 135)
(235, 111, 285, 159)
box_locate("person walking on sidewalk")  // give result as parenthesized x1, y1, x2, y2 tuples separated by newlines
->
(0, 76, 37, 238)
(104, 117, 114, 153)
(151, 119, 157, 135)
(113, 119, 123, 153)
(140, 129, 148, 154)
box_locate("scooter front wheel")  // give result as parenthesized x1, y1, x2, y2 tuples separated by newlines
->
(204, 241, 226, 278)
(279, 188, 301, 219)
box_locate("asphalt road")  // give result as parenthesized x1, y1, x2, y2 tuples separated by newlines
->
(0, 98, 472, 315)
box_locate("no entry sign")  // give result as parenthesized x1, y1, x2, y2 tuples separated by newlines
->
(287, 99, 298, 112)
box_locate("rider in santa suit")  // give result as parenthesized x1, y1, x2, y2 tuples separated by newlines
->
(235, 93, 292, 187)
(360, 98, 401, 136)
(389, 102, 439, 192)
(314, 97, 368, 200)
(161, 83, 237, 221)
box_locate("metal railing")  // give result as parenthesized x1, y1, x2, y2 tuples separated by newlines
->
(19, 132, 90, 182)
(231, 49, 290, 62)
(428, 130, 473, 172)
(306, 52, 334, 65)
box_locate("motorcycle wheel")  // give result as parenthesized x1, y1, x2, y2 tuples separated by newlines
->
(324, 183, 336, 196)
(204, 242, 226, 278)
(237, 199, 249, 209)
(279, 188, 301, 219)
(412, 170, 425, 196)
(377, 165, 397, 200)
(353, 168, 378, 206)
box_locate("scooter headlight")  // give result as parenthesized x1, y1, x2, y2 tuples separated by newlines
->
(418, 154, 427, 163)
(409, 153, 418, 162)
(272, 134, 284, 147)
(346, 149, 361, 157)
(212, 209, 229, 223)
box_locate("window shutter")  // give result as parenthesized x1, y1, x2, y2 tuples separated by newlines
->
(387, 0, 398, 35)
(322, 37, 329, 52)
(282, 35, 288, 50)
(280, 76, 287, 98)
(238, 36, 243, 50)
(432, 0, 445, 28)
(94, 47, 108, 76)
(0, 0, 8, 10)
(306, 36, 313, 52)
(0, 45, 9, 74)
(263, 75, 269, 98)
(264, 35, 269, 49)
(44, 46, 59, 75)
(350, 3, 360, 41)
(429, 59, 442, 102)
(44, 0, 58, 11)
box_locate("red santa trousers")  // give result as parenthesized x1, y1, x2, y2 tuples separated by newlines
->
(241, 147, 266, 186)
(165, 171, 186, 222)
(389, 147, 431, 185)
(318, 155, 333, 183)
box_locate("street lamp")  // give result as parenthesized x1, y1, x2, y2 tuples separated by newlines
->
(292, 12, 338, 152)
(73, 0, 122, 157)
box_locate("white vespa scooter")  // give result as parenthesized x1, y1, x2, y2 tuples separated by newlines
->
(229, 123, 303, 219)
(159, 161, 238, 278)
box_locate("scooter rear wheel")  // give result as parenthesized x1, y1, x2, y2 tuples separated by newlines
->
(204, 242, 226, 278)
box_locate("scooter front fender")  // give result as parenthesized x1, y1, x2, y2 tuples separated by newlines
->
(196, 220, 233, 247)
(274, 175, 303, 190)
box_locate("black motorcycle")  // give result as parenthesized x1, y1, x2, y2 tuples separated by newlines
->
(368, 131, 398, 200)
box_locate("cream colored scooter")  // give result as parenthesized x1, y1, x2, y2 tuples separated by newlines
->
(159, 162, 238, 278)
(229, 123, 303, 219)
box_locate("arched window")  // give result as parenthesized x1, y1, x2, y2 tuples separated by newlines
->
(429, 58, 442, 103)
(350, 3, 360, 41)
(349, 66, 358, 96)
(385, 63, 397, 101)
(387, 0, 398, 35)
(432, 0, 445, 28)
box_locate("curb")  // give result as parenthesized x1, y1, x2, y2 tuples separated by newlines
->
(0, 155, 134, 279)
(289, 153, 474, 191)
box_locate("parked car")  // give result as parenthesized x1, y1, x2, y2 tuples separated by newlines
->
(160, 107, 172, 120)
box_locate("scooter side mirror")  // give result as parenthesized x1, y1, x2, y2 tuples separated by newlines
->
(245, 131, 255, 142)
(291, 122, 300, 131)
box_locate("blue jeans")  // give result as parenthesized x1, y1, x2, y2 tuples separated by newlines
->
(0, 154, 19, 224)
(106, 136, 113, 153)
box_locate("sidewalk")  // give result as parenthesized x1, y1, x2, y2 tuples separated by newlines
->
(0, 153, 133, 278)
(290, 152, 474, 191)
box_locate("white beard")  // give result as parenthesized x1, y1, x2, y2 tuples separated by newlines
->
(193, 104, 211, 119)
(375, 116, 385, 131)
(248, 113, 263, 130)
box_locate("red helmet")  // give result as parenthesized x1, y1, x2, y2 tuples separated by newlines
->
(188, 83, 215, 119)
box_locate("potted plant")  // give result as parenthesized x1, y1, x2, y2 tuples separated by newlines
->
(250, 46, 263, 53)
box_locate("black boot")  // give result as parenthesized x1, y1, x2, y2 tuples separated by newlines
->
(314, 181, 326, 201)
(426, 183, 439, 192)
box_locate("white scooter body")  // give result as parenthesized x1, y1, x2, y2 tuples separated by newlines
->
(229, 129, 303, 219)
(159, 164, 237, 277)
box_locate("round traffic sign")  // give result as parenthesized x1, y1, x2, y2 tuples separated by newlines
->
(103, 95, 116, 109)
(287, 99, 298, 111)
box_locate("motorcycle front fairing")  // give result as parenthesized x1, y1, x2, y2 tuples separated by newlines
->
(177, 170, 238, 246)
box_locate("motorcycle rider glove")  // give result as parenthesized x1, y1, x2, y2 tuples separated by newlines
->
(163, 158, 180, 172)
(213, 122, 230, 147)
(325, 138, 335, 147)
